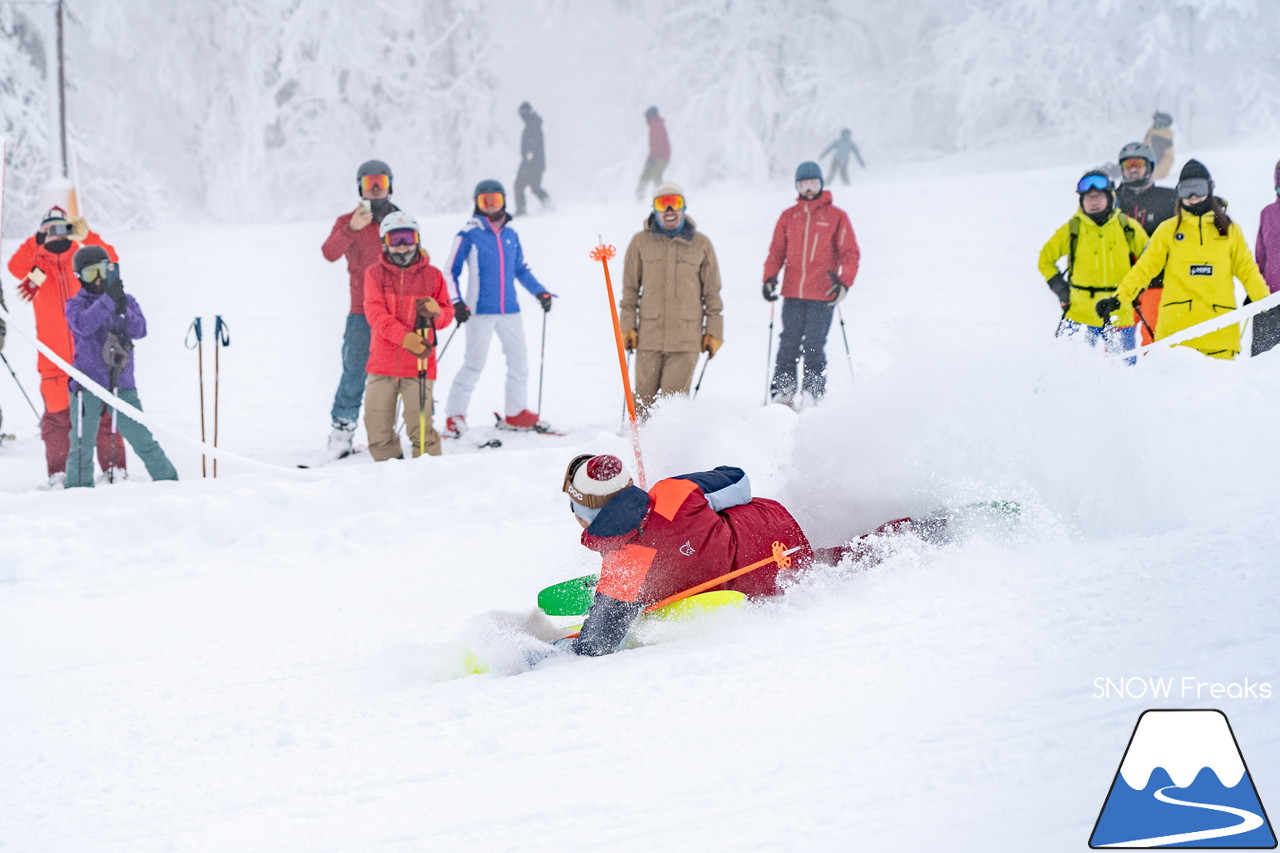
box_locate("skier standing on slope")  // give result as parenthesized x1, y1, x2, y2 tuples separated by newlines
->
(1251, 159, 1280, 356)
(1114, 141, 1179, 345)
(63, 247, 177, 488)
(7, 206, 124, 488)
(635, 106, 671, 200)
(762, 161, 859, 406)
(819, 128, 866, 185)
(513, 102, 551, 216)
(1097, 159, 1269, 359)
(1144, 112, 1175, 180)
(444, 180, 554, 435)
(362, 212, 455, 460)
(1037, 169, 1147, 360)
(321, 159, 400, 460)
(557, 454, 920, 657)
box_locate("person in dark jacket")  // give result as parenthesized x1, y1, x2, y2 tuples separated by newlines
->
(63, 247, 177, 488)
(635, 106, 671, 200)
(762, 161, 860, 406)
(1114, 141, 1179, 344)
(819, 128, 866, 185)
(320, 159, 400, 459)
(513, 102, 551, 216)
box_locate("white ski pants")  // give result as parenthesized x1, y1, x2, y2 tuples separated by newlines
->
(446, 312, 529, 418)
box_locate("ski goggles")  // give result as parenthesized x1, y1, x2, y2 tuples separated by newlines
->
(359, 174, 390, 193)
(77, 260, 109, 282)
(476, 191, 505, 210)
(796, 178, 822, 195)
(1176, 178, 1210, 199)
(383, 228, 419, 248)
(1120, 157, 1151, 171)
(653, 193, 685, 212)
(1076, 174, 1111, 193)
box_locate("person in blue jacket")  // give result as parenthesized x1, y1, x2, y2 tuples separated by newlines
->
(63, 246, 177, 488)
(444, 179, 554, 434)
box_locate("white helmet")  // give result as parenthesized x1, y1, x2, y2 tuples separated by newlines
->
(379, 211, 419, 240)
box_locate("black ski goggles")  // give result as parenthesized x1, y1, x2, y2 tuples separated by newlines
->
(1177, 178, 1210, 199)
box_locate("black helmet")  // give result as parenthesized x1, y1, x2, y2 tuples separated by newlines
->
(73, 245, 110, 277)
(474, 179, 505, 198)
(356, 159, 393, 193)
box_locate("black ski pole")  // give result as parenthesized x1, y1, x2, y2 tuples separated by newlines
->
(213, 316, 230, 477)
(436, 324, 459, 361)
(416, 317, 432, 457)
(693, 353, 709, 398)
(185, 318, 206, 477)
(763, 302, 776, 406)
(836, 306, 854, 380)
(0, 352, 41, 423)
(1053, 305, 1069, 338)
(102, 330, 134, 485)
(537, 302, 549, 417)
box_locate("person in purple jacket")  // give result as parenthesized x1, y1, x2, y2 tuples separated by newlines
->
(64, 246, 177, 488)
(1254, 159, 1280, 356)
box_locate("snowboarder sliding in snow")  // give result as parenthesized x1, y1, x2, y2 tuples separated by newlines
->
(762, 162, 859, 406)
(7, 206, 125, 488)
(1115, 141, 1178, 346)
(635, 106, 670, 200)
(819, 128, 865, 185)
(621, 181, 724, 416)
(1037, 170, 1148, 360)
(362, 212, 454, 460)
(513, 102, 551, 216)
(1253, 159, 1280, 356)
(63, 247, 177, 488)
(1098, 159, 1269, 359)
(321, 159, 401, 460)
(444, 180, 554, 435)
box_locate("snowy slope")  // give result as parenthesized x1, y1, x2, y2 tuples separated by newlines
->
(3, 145, 1280, 852)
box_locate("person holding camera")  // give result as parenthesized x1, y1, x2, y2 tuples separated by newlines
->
(321, 159, 401, 459)
(6, 206, 124, 488)
(63, 246, 177, 488)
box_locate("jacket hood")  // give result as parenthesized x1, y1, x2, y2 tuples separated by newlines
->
(795, 189, 834, 208)
(643, 212, 698, 240)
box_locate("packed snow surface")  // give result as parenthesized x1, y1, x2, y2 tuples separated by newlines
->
(3, 146, 1279, 851)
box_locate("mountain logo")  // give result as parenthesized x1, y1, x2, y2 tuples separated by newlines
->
(1090, 709, 1276, 848)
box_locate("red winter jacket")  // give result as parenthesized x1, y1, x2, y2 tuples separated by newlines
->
(573, 467, 814, 656)
(322, 211, 391, 315)
(363, 252, 455, 379)
(647, 115, 671, 162)
(763, 191, 860, 300)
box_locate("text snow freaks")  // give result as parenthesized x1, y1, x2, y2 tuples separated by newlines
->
(1093, 676, 1273, 701)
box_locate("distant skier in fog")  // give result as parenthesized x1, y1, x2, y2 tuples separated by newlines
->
(513, 102, 551, 216)
(819, 128, 865, 185)
(635, 106, 670, 200)
(1144, 112, 1175, 180)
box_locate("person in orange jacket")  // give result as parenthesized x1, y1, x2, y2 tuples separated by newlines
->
(362, 211, 456, 461)
(6, 207, 125, 488)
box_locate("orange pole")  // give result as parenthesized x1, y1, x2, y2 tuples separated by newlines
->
(591, 243, 647, 489)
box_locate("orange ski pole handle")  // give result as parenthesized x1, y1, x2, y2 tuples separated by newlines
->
(591, 242, 647, 489)
(561, 542, 801, 640)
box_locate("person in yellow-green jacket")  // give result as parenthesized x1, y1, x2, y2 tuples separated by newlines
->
(1038, 170, 1148, 359)
(1097, 159, 1270, 360)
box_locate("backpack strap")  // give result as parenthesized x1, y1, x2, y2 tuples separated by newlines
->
(1067, 217, 1080, 281)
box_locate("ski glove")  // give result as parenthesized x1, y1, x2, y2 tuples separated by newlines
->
(17, 281, 40, 302)
(415, 297, 441, 319)
(762, 276, 779, 302)
(1095, 296, 1122, 323)
(623, 329, 638, 352)
(702, 334, 722, 359)
(1047, 273, 1071, 308)
(105, 279, 127, 314)
(69, 217, 90, 243)
(827, 271, 848, 305)
(401, 332, 432, 357)
(452, 301, 471, 324)
(536, 292, 554, 313)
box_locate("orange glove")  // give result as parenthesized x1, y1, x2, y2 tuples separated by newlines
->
(401, 332, 432, 357)
(623, 329, 638, 352)
(702, 334, 722, 358)
(416, 297, 441, 319)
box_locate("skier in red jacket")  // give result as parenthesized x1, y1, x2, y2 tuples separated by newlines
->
(362, 212, 455, 461)
(762, 161, 860, 406)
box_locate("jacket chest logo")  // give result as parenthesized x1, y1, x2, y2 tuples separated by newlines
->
(1189, 264, 1213, 276)
(679, 540, 695, 556)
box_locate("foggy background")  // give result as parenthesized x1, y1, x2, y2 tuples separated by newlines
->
(2, 0, 1278, 234)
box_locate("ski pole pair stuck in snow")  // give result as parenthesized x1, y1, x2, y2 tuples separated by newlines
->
(185, 316, 230, 477)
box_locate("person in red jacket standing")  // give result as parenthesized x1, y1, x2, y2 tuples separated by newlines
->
(6, 206, 124, 488)
(362, 212, 455, 461)
(761, 161, 860, 406)
(635, 106, 671, 200)
(321, 159, 400, 459)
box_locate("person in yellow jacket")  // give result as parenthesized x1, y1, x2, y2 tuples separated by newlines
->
(1097, 159, 1270, 359)
(1038, 170, 1147, 358)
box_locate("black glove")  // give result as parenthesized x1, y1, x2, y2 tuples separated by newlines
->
(1096, 296, 1121, 322)
(762, 276, 779, 302)
(536, 292, 554, 313)
(453, 300, 471, 323)
(1047, 273, 1070, 308)
(826, 271, 848, 304)
(105, 279, 127, 314)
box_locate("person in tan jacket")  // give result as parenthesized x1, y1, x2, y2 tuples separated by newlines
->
(620, 181, 723, 415)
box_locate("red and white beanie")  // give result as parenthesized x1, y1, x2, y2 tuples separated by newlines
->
(563, 454, 633, 509)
